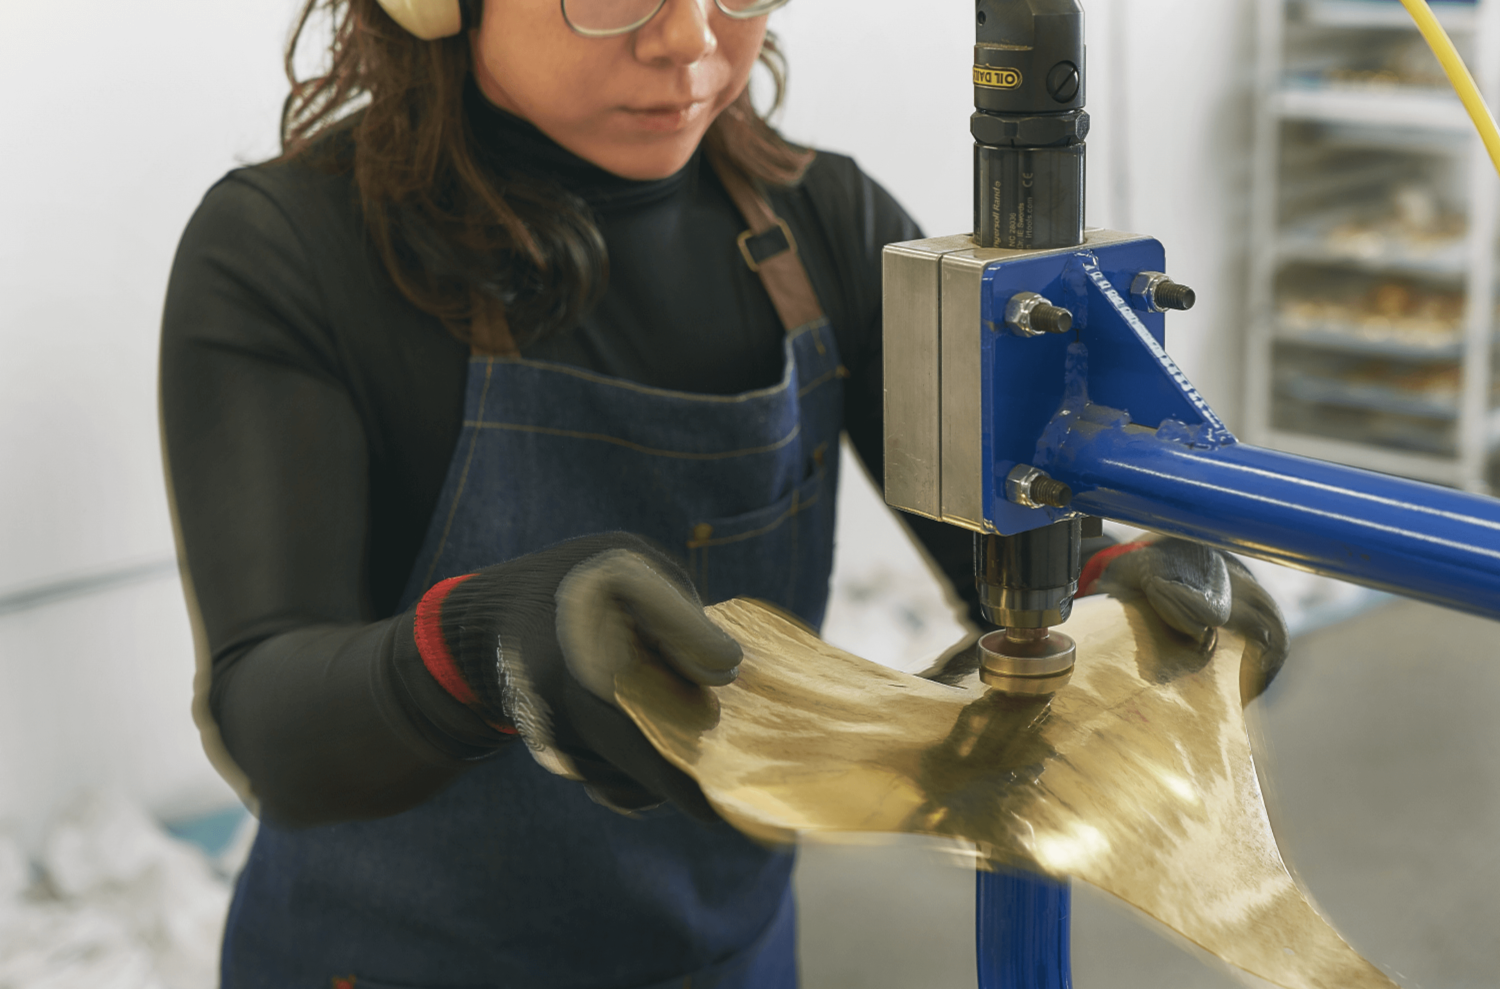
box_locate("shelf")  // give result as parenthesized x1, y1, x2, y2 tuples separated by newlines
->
(1274, 323, 1465, 358)
(1276, 232, 1468, 276)
(1298, 0, 1478, 31)
(1264, 429, 1464, 483)
(1276, 86, 1471, 132)
(1252, 0, 1497, 491)
(1278, 373, 1459, 418)
(1267, 403, 1500, 466)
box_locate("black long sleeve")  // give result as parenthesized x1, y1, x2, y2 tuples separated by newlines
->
(161, 98, 973, 827)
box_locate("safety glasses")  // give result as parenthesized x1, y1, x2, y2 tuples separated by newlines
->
(561, 0, 790, 38)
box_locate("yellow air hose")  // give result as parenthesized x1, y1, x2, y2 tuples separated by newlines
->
(1398, 0, 1500, 176)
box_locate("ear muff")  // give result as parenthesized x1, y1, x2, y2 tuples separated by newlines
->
(376, 0, 465, 40)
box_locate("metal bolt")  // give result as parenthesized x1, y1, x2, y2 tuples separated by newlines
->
(1006, 464, 1073, 509)
(1155, 281, 1196, 311)
(1004, 292, 1074, 337)
(1131, 271, 1196, 314)
(1030, 476, 1073, 508)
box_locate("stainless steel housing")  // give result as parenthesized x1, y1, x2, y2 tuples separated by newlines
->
(881, 229, 1140, 531)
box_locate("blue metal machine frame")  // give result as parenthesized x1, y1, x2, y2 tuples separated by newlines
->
(979, 236, 1500, 617)
(968, 235, 1500, 986)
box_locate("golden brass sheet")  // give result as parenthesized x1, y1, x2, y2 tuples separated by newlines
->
(616, 596, 1396, 989)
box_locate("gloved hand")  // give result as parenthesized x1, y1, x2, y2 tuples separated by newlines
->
(412, 533, 741, 821)
(1085, 537, 1290, 701)
(922, 538, 1290, 702)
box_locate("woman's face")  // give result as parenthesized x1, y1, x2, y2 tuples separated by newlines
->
(471, 0, 768, 181)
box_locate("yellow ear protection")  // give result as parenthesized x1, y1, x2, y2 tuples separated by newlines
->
(375, 0, 481, 40)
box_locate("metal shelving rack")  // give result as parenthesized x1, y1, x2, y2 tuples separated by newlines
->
(1246, 0, 1500, 491)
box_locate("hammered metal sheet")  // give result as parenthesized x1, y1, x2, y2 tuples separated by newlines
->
(615, 596, 1396, 989)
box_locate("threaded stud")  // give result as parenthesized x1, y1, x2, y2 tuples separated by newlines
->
(1030, 476, 1074, 508)
(1033, 304, 1073, 335)
(1006, 464, 1074, 509)
(1131, 271, 1198, 314)
(1154, 281, 1196, 312)
(1004, 292, 1074, 337)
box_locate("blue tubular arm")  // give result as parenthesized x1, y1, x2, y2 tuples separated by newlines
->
(1045, 413, 1500, 620)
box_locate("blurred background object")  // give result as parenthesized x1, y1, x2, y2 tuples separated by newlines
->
(1245, 0, 1500, 490)
(0, 0, 1496, 986)
(0, 790, 247, 989)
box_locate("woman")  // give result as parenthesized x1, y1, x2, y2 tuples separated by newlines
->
(161, 1, 1285, 986)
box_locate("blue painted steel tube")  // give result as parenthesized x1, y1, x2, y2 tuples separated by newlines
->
(1045, 417, 1500, 620)
(976, 870, 1072, 989)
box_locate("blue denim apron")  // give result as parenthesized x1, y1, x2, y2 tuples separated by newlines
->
(220, 172, 844, 989)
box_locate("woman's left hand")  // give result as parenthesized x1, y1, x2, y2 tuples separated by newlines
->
(924, 538, 1290, 702)
(1086, 538, 1290, 701)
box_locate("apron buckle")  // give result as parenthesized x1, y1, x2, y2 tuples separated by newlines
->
(736, 219, 798, 273)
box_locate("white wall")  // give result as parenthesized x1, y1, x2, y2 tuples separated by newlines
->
(0, 0, 1258, 848)
(0, 0, 299, 846)
(773, 0, 1257, 419)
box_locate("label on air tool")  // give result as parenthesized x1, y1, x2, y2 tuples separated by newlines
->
(973, 66, 1023, 90)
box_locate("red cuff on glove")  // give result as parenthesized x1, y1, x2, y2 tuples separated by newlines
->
(1078, 541, 1149, 597)
(414, 574, 517, 735)
(415, 574, 480, 707)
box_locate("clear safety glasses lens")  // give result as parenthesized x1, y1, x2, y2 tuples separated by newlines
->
(714, 0, 790, 17)
(561, 0, 790, 38)
(562, 0, 664, 37)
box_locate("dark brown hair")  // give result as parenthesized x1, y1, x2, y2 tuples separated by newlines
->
(280, 0, 813, 352)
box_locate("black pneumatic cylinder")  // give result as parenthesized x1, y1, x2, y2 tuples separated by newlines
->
(974, 139, 1085, 251)
(973, 0, 1089, 251)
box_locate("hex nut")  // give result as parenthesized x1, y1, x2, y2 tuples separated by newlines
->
(970, 109, 1091, 148)
(1004, 293, 1072, 338)
(1006, 464, 1073, 509)
(1131, 271, 1196, 313)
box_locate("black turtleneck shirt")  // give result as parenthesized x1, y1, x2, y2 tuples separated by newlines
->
(161, 91, 980, 826)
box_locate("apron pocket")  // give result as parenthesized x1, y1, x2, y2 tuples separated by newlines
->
(687, 468, 829, 614)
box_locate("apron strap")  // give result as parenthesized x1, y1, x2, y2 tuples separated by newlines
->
(706, 151, 827, 333)
(469, 148, 827, 354)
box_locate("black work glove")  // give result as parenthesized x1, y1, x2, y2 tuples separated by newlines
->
(922, 538, 1289, 702)
(1091, 538, 1290, 702)
(420, 533, 741, 821)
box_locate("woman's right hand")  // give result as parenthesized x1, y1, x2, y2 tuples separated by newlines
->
(413, 533, 742, 821)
